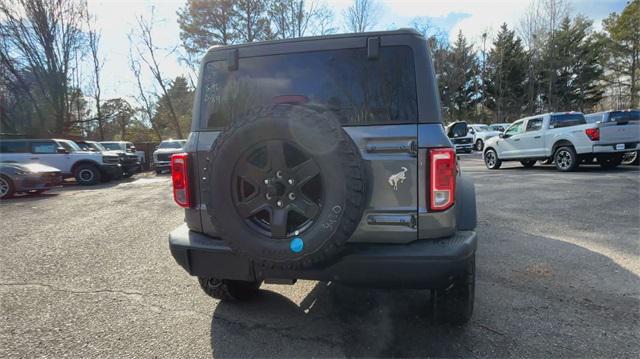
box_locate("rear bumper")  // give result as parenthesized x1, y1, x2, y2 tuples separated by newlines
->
(592, 142, 639, 153)
(168, 224, 477, 289)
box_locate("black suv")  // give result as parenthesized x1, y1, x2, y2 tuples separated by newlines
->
(168, 30, 478, 324)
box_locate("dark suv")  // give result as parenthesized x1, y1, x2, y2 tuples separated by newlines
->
(168, 30, 478, 324)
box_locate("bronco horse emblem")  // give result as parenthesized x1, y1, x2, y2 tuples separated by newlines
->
(388, 167, 408, 191)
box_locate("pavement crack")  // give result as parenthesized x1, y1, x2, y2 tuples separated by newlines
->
(0, 282, 145, 298)
(211, 313, 343, 349)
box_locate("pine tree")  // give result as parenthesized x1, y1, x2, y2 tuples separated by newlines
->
(486, 23, 528, 122)
(439, 31, 479, 121)
(539, 16, 604, 112)
(602, 0, 640, 108)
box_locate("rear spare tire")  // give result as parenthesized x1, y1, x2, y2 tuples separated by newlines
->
(205, 105, 367, 269)
(198, 277, 260, 301)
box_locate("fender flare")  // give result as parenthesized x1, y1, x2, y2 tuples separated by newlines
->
(455, 175, 477, 231)
(71, 160, 101, 174)
(551, 139, 575, 157)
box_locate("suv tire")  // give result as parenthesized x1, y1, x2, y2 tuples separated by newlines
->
(475, 139, 483, 151)
(622, 151, 639, 165)
(484, 149, 501, 169)
(437, 254, 475, 325)
(198, 277, 260, 301)
(554, 146, 579, 172)
(599, 154, 623, 170)
(74, 164, 101, 185)
(205, 104, 367, 269)
(520, 160, 536, 168)
(0, 175, 15, 199)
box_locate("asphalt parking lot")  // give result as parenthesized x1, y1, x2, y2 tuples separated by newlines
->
(1, 155, 639, 357)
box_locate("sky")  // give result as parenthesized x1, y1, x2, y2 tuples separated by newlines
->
(86, 0, 628, 100)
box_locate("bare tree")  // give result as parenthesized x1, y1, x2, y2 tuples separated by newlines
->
(540, 0, 570, 111)
(131, 8, 184, 139)
(87, 15, 105, 140)
(344, 0, 379, 33)
(269, 1, 334, 39)
(0, 0, 88, 134)
(311, 4, 336, 35)
(128, 48, 163, 141)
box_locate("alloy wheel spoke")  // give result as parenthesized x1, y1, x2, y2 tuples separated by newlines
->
(268, 142, 287, 171)
(270, 208, 288, 237)
(236, 195, 267, 218)
(236, 161, 267, 186)
(291, 198, 320, 219)
(292, 159, 320, 184)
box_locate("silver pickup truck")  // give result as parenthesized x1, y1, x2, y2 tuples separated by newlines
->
(483, 110, 640, 171)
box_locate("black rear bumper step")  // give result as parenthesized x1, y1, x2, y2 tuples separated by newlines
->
(168, 224, 476, 289)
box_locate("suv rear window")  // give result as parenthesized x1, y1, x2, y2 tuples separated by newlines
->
(549, 113, 586, 128)
(201, 46, 417, 129)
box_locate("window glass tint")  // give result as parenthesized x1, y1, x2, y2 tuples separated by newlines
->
(505, 121, 524, 136)
(585, 113, 603, 124)
(158, 141, 183, 149)
(101, 143, 122, 151)
(201, 46, 417, 128)
(609, 110, 640, 122)
(526, 118, 543, 132)
(31, 142, 56, 154)
(549, 113, 586, 128)
(57, 140, 80, 152)
(0, 141, 28, 153)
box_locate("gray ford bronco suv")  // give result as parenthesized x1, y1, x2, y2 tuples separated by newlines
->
(168, 29, 478, 324)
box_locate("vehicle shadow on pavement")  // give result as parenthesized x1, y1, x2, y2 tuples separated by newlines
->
(208, 234, 640, 357)
(0, 192, 60, 202)
(498, 165, 639, 173)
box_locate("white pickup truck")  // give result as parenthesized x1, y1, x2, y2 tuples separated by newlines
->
(483, 111, 640, 171)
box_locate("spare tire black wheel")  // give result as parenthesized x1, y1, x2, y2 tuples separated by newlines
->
(205, 105, 367, 269)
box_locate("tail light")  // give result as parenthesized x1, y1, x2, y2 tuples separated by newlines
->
(171, 153, 191, 208)
(585, 128, 600, 141)
(429, 148, 456, 211)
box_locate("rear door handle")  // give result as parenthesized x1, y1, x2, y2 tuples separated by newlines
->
(534, 136, 541, 139)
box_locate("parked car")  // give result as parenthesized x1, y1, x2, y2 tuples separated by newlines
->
(0, 139, 121, 185)
(446, 122, 474, 153)
(483, 111, 640, 171)
(167, 30, 478, 324)
(468, 124, 501, 151)
(77, 140, 140, 177)
(100, 141, 144, 167)
(0, 162, 63, 199)
(586, 109, 639, 166)
(153, 140, 186, 174)
(489, 123, 510, 132)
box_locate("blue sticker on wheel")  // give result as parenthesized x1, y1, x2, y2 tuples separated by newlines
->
(290, 237, 304, 253)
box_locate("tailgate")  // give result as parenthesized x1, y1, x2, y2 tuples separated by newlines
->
(597, 121, 640, 144)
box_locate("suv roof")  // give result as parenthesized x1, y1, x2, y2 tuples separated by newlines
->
(203, 29, 421, 55)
